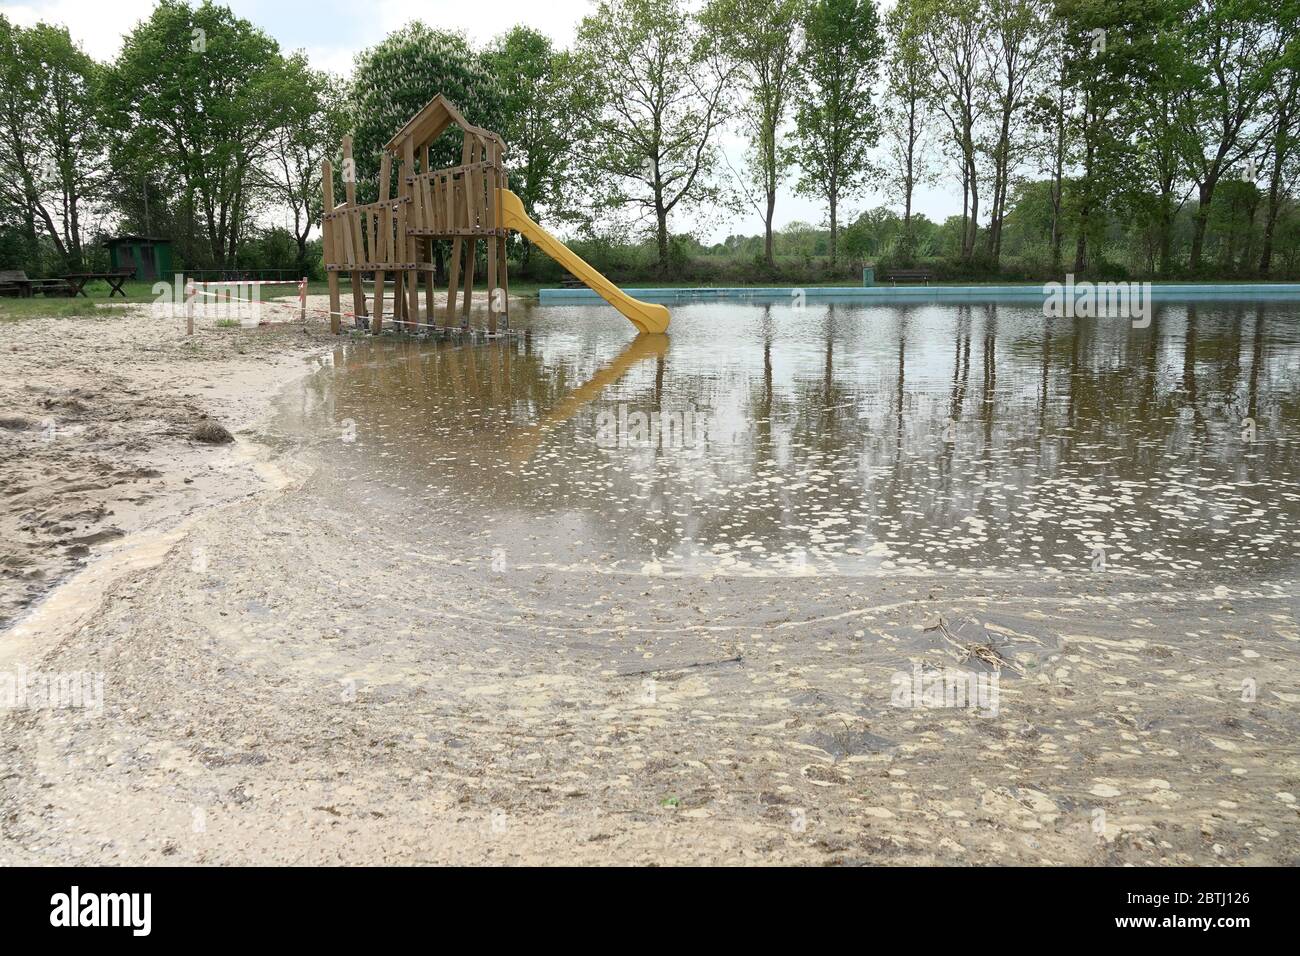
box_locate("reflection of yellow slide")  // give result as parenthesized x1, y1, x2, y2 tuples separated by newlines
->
(499, 189, 671, 335)
(506, 334, 668, 465)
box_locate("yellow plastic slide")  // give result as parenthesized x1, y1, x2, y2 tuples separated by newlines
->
(498, 189, 670, 335)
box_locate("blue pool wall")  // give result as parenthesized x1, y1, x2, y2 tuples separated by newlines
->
(539, 284, 1300, 304)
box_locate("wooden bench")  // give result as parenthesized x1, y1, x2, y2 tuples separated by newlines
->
(0, 270, 72, 297)
(883, 269, 934, 286)
(0, 269, 31, 297)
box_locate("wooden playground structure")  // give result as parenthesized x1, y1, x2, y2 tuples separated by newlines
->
(320, 95, 670, 337)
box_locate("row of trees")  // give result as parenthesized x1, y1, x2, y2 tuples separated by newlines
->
(1, 1, 346, 276)
(339, 0, 885, 274)
(1, 0, 1298, 280)
(882, 0, 1300, 277)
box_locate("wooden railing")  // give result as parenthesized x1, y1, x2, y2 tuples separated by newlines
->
(323, 197, 417, 271)
(405, 161, 505, 237)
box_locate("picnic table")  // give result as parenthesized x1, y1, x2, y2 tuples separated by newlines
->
(61, 271, 134, 297)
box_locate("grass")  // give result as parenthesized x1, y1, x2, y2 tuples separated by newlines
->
(0, 278, 312, 323)
(0, 278, 166, 322)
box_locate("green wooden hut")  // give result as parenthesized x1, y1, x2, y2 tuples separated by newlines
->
(105, 235, 172, 280)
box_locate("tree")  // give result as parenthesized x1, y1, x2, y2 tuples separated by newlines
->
(106, 0, 301, 268)
(882, 2, 935, 262)
(0, 16, 105, 268)
(899, 0, 988, 262)
(25, 23, 104, 267)
(1056, 0, 1146, 273)
(703, 0, 805, 267)
(1026, 22, 1076, 272)
(261, 57, 347, 276)
(483, 26, 582, 268)
(1126, 8, 1198, 277)
(793, 0, 885, 265)
(574, 0, 735, 273)
(349, 24, 502, 198)
(0, 15, 48, 266)
(1259, 12, 1300, 275)
(980, 0, 1052, 266)
(1174, 0, 1294, 273)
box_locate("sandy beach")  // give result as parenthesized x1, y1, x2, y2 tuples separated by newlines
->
(1, 303, 1298, 866)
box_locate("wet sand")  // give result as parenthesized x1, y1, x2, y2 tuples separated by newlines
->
(1, 304, 1298, 865)
(0, 300, 338, 630)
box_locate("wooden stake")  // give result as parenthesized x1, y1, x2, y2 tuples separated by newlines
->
(485, 139, 499, 335)
(498, 155, 510, 330)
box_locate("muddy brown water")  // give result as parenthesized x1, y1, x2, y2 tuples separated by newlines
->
(282, 299, 1300, 584)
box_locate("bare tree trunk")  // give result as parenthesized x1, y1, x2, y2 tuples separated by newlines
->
(828, 192, 839, 267)
(656, 205, 669, 274)
(966, 150, 980, 260)
(764, 187, 776, 267)
(1259, 85, 1296, 276)
(1049, 77, 1066, 273)
(1189, 178, 1218, 273)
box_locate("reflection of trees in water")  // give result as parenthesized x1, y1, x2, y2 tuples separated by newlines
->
(317, 303, 1300, 573)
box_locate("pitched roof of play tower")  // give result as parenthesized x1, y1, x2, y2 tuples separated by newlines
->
(383, 94, 503, 154)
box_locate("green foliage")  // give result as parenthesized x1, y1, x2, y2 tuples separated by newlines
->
(3, 0, 1300, 285)
(348, 23, 501, 200)
(573, 0, 736, 271)
(262, 56, 348, 274)
(105, 1, 301, 268)
(0, 15, 104, 270)
(793, 0, 885, 263)
(701, 0, 806, 264)
(483, 27, 579, 224)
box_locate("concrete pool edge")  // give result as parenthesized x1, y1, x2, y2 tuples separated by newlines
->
(539, 282, 1300, 304)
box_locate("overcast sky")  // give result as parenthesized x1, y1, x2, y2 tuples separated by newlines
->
(1, 0, 963, 242)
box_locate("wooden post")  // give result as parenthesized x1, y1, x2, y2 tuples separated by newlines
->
(485, 140, 499, 335)
(460, 135, 476, 328)
(424, 144, 438, 328)
(372, 152, 392, 335)
(342, 135, 367, 324)
(423, 238, 436, 330)
(446, 164, 463, 326)
(322, 159, 341, 333)
(498, 156, 510, 330)
(392, 237, 405, 329)
(497, 234, 509, 331)
(447, 235, 462, 327)
(462, 238, 476, 326)
(404, 138, 420, 330)
(184, 277, 195, 335)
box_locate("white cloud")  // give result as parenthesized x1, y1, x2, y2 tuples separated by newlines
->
(301, 44, 356, 78)
(1, 0, 155, 60)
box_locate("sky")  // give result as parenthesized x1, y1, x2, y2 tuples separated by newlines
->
(1, 0, 963, 243)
